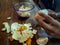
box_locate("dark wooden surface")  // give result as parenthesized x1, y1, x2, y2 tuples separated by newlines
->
(0, 0, 60, 45)
(0, 0, 24, 45)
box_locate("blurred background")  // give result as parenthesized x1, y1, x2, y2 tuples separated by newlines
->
(33, 0, 60, 12)
(0, 0, 60, 12)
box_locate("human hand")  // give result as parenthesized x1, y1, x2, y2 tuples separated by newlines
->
(35, 10, 60, 39)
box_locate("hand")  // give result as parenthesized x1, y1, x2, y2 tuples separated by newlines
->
(35, 10, 60, 39)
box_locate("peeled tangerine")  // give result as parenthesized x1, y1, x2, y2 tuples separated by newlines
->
(2, 22, 48, 45)
(10, 23, 37, 44)
(36, 37, 48, 45)
(2, 22, 10, 33)
(39, 9, 48, 15)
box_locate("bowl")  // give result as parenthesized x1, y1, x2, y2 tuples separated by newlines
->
(13, 2, 35, 20)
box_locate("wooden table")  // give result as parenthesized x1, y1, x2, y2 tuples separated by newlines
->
(0, 0, 60, 45)
(0, 0, 19, 45)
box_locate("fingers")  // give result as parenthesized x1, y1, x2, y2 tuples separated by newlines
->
(48, 12, 57, 19)
(35, 14, 45, 20)
(46, 30, 60, 39)
(35, 14, 58, 33)
(48, 9, 57, 18)
(38, 12, 60, 28)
